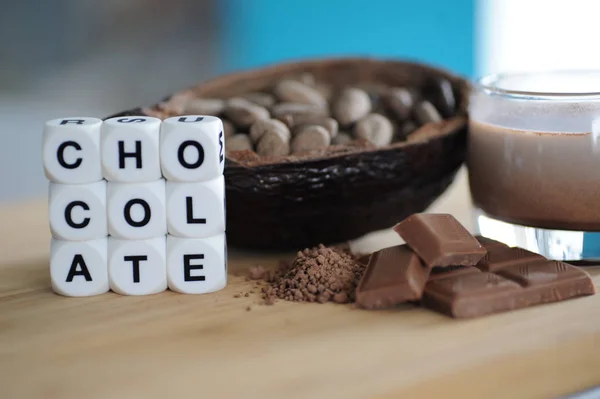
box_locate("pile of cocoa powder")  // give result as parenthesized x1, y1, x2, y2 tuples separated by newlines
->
(250, 244, 366, 305)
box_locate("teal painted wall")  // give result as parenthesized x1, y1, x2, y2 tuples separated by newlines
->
(218, 0, 475, 78)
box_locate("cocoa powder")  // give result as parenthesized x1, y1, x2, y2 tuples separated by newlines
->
(261, 244, 365, 305)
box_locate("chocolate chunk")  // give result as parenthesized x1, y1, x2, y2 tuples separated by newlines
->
(475, 247, 545, 272)
(496, 260, 596, 294)
(428, 265, 481, 281)
(423, 261, 595, 319)
(475, 235, 508, 251)
(393, 214, 486, 267)
(355, 245, 430, 310)
(422, 272, 524, 318)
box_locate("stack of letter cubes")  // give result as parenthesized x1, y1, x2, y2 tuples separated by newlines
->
(43, 115, 227, 297)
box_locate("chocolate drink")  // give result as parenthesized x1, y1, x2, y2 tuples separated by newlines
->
(468, 120, 600, 231)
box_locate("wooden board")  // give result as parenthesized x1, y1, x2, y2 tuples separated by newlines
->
(2, 171, 600, 398)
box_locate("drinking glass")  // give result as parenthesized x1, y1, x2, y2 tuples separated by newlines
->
(469, 71, 600, 260)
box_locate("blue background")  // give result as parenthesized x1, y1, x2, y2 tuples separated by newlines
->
(219, 0, 475, 78)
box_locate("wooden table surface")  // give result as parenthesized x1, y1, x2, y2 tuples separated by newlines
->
(2, 169, 600, 399)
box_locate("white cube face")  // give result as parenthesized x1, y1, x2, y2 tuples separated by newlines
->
(166, 176, 225, 238)
(101, 116, 162, 183)
(107, 179, 167, 239)
(43, 117, 103, 184)
(49, 181, 107, 241)
(166, 234, 227, 294)
(108, 236, 167, 296)
(50, 238, 109, 297)
(160, 115, 225, 182)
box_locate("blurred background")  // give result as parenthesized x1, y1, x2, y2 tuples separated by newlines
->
(1, 0, 599, 201)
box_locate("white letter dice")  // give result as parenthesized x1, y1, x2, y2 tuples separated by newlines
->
(50, 238, 109, 297)
(43, 117, 103, 184)
(49, 181, 107, 241)
(107, 179, 167, 240)
(166, 176, 225, 238)
(46, 115, 228, 297)
(102, 116, 162, 182)
(167, 234, 227, 294)
(108, 236, 167, 295)
(160, 115, 225, 182)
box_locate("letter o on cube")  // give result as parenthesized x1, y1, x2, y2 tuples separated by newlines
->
(160, 116, 225, 182)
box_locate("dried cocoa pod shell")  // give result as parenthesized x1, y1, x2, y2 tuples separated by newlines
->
(109, 58, 469, 250)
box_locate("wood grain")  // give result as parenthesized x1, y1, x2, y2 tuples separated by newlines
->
(1, 171, 599, 398)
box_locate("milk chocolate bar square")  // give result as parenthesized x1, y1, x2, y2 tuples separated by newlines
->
(393, 214, 486, 267)
(496, 260, 595, 301)
(422, 272, 522, 318)
(428, 266, 481, 281)
(474, 235, 508, 251)
(356, 245, 430, 310)
(422, 260, 595, 319)
(476, 247, 545, 272)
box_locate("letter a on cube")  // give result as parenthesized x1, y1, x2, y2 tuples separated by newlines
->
(50, 238, 109, 297)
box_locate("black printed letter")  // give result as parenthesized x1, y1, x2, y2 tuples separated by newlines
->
(60, 119, 85, 125)
(124, 255, 147, 283)
(64, 201, 90, 229)
(118, 140, 142, 169)
(218, 131, 224, 163)
(57, 141, 82, 169)
(123, 199, 151, 227)
(185, 197, 206, 224)
(178, 116, 204, 123)
(177, 141, 204, 169)
(117, 118, 146, 123)
(66, 254, 92, 282)
(184, 254, 205, 281)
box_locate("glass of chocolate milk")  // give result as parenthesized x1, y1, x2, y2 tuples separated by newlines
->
(469, 71, 600, 260)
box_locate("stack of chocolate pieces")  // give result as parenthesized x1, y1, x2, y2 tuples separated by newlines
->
(355, 214, 596, 318)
